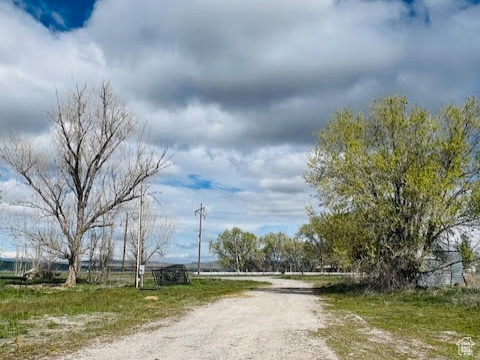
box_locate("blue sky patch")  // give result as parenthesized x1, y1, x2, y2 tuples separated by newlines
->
(187, 174, 213, 190)
(13, 0, 96, 31)
(163, 174, 242, 193)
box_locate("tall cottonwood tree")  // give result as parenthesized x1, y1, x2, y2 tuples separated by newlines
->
(305, 96, 480, 288)
(0, 82, 169, 286)
(283, 237, 306, 272)
(209, 227, 257, 272)
(260, 232, 288, 272)
(295, 220, 332, 271)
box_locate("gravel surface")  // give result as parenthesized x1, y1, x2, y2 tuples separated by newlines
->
(54, 277, 338, 360)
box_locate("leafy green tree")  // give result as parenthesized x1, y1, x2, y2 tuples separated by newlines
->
(259, 232, 288, 271)
(258, 232, 309, 272)
(283, 237, 306, 272)
(457, 235, 477, 270)
(305, 96, 480, 288)
(313, 211, 374, 272)
(296, 220, 332, 271)
(209, 227, 258, 272)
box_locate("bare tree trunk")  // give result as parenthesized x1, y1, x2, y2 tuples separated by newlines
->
(65, 253, 79, 286)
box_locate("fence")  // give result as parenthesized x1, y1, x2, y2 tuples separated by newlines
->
(0, 258, 69, 273)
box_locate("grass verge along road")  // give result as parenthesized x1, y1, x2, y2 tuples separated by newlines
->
(310, 276, 480, 359)
(0, 277, 265, 360)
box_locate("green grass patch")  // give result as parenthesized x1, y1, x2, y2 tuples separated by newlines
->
(313, 277, 480, 359)
(279, 274, 347, 286)
(0, 277, 267, 360)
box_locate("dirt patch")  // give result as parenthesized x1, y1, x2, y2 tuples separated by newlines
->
(23, 313, 118, 341)
(48, 277, 337, 360)
(327, 310, 440, 359)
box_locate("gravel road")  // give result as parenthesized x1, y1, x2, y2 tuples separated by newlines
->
(55, 277, 338, 360)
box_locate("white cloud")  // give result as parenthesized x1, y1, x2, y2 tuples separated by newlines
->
(1, 0, 480, 262)
(0, 251, 18, 259)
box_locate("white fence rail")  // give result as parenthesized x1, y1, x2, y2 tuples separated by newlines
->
(194, 271, 358, 277)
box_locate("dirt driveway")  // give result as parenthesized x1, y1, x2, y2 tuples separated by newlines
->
(55, 277, 338, 360)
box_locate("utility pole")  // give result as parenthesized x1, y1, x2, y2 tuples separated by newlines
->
(195, 203, 206, 275)
(135, 186, 144, 288)
(122, 213, 128, 272)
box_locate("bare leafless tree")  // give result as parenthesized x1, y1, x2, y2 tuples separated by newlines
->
(86, 212, 115, 283)
(0, 82, 170, 286)
(127, 190, 174, 267)
(86, 229, 115, 283)
(9, 214, 64, 272)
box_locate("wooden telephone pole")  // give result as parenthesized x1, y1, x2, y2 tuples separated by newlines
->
(135, 186, 144, 288)
(195, 203, 206, 275)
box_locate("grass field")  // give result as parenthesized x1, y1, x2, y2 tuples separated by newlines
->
(3, 273, 479, 360)
(0, 276, 266, 360)
(307, 276, 480, 359)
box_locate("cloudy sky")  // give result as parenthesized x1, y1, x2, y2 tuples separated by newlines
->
(0, 0, 479, 263)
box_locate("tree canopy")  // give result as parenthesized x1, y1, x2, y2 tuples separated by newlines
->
(210, 228, 309, 273)
(305, 95, 480, 288)
(209, 227, 258, 272)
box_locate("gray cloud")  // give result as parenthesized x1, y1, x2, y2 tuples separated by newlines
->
(79, 0, 480, 153)
(1, 0, 480, 262)
(88, 0, 406, 109)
